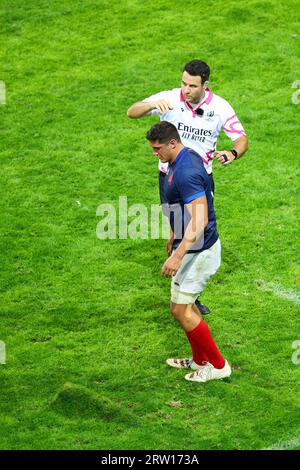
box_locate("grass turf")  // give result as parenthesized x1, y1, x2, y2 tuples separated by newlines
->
(0, 0, 300, 450)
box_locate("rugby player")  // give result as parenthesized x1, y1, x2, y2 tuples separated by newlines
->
(146, 121, 231, 383)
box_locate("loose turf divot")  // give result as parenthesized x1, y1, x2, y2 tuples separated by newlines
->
(50, 382, 137, 425)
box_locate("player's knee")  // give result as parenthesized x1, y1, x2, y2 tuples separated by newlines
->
(183, 307, 193, 322)
(170, 303, 181, 319)
(170, 303, 192, 321)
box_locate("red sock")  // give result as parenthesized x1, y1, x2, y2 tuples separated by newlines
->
(187, 320, 225, 369)
(186, 328, 209, 366)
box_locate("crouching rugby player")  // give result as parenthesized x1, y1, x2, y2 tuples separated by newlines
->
(146, 121, 231, 383)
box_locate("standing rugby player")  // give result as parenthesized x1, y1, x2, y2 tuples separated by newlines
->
(146, 121, 231, 383)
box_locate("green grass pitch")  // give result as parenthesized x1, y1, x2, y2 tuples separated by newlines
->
(0, 0, 300, 450)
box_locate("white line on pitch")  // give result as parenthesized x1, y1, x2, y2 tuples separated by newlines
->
(256, 280, 300, 305)
(263, 436, 300, 450)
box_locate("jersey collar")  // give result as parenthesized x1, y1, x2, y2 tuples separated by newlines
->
(180, 88, 213, 117)
(171, 146, 188, 167)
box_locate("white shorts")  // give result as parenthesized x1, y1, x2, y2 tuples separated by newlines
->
(171, 238, 221, 304)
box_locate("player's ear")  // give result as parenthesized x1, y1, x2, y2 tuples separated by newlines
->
(169, 139, 177, 149)
(203, 80, 209, 90)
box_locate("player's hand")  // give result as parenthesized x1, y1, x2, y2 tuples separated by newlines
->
(215, 150, 235, 165)
(161, 254, 182, 277)
(150, 99, 173, 114)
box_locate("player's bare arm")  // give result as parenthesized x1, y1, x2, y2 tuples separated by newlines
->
(167, 228, 174, 257)
(215, 134, 249, 165)
(127, 100, 173, 118)
(161, 196, 208, 277)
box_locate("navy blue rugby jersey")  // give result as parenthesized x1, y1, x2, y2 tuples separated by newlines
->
(162, 146, 219, 253)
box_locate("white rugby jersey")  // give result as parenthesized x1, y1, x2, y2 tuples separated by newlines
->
(143, 88, 246, 174)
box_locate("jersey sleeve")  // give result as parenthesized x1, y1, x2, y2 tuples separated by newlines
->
(220, 99, 246, 142)
(142, 90, 173, 116)
(177, 169, 206, 204)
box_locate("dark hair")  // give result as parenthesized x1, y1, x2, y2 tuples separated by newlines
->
(146, 121, 181, 143)
(183, 60, 210, 84)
